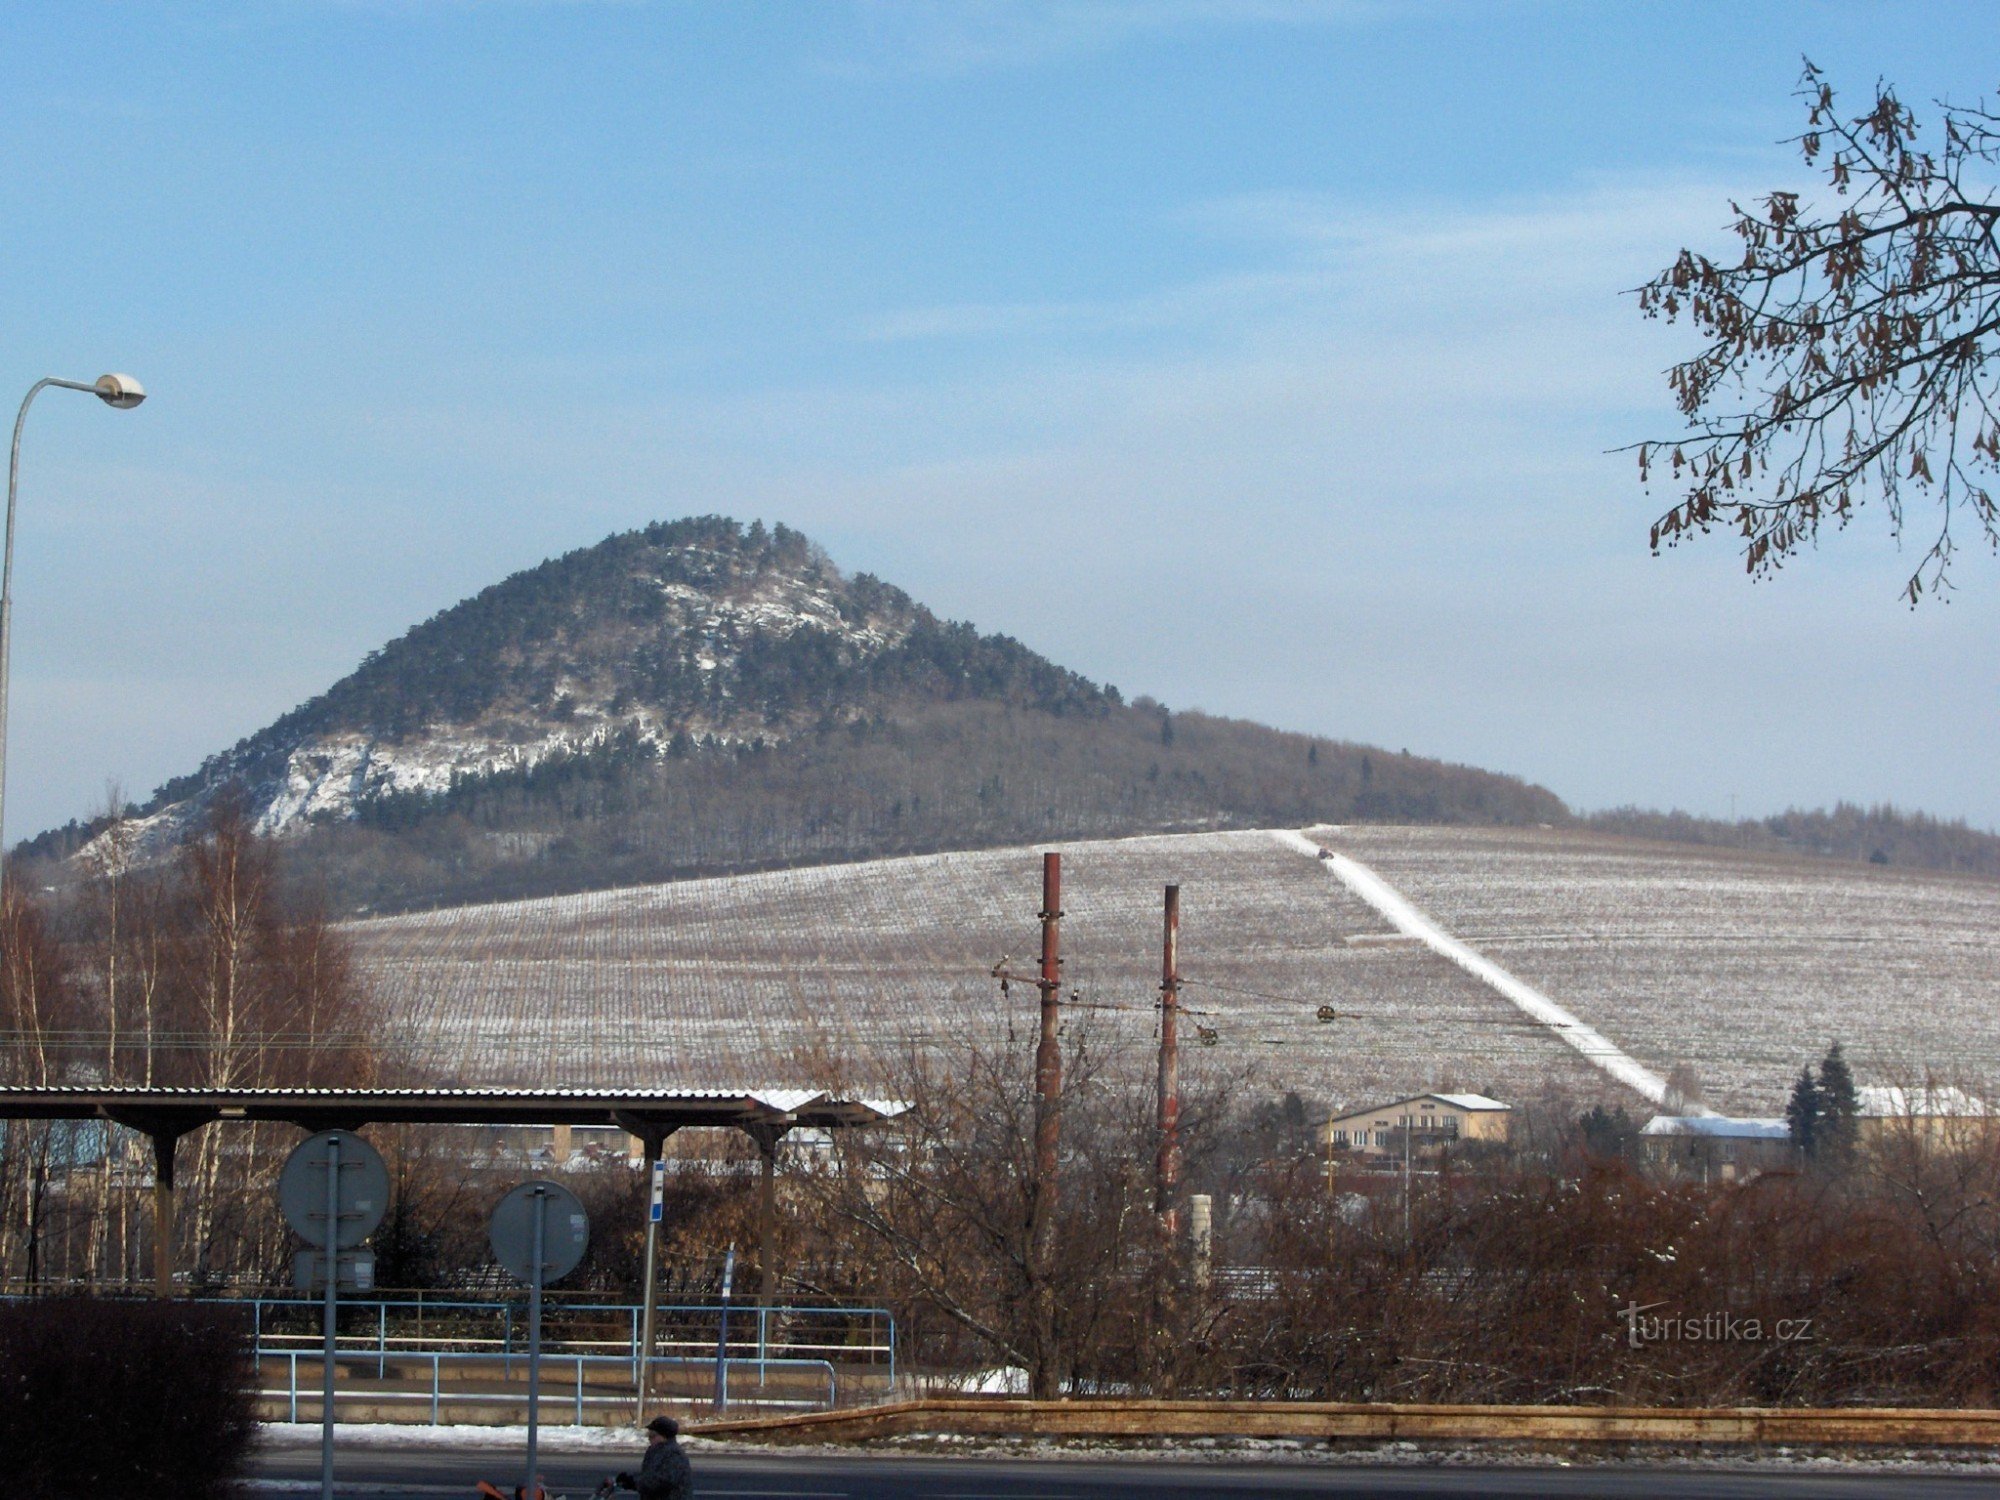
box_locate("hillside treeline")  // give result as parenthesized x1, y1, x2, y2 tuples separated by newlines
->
(795, 1033, 2000, 1408)
(287, 698, 1562, 911)
(1586, 801, 2000, 878)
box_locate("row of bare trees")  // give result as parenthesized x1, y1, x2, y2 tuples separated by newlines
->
(0, 800, 377, 1287)
(766, 1023, 2000, 1408)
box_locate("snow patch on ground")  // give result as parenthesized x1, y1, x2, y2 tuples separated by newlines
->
(250, 1421, 2000, 1478)
(929, 1366, 1030, 1396)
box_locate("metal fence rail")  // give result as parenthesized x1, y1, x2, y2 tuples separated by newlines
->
(237, 1296, 894, 1387)
(260, 1350, 838, 1425)
(0, 1292, 894, 1425)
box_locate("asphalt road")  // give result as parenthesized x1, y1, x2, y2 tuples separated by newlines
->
(250, 1444, 2000, 1499)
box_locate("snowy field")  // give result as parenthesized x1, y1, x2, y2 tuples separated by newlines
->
(1323, 825, 2000, 1114)
(343, 827, 2000, 1118)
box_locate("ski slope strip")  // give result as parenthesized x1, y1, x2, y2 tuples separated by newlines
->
(1271, 830, 1673, 1106)
(1322, 825, 2000, 1112)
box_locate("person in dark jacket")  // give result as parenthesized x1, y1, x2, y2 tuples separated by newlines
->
(612, 1415, 694, 1500)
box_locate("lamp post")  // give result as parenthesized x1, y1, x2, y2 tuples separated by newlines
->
(0, 374, 146, 887)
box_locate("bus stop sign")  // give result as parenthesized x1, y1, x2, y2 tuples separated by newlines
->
(278, 1130, 388, 1249)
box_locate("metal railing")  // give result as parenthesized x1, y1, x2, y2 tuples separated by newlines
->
(237, 1296, 894, 1391)
(260, 1350, 839, 1425)
(0, 1291, 892, 1424)
(230, 1295, 889, 1425)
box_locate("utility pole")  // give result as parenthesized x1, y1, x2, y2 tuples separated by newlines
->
(1155, 883, 1182, 1238)
(1403, 1120, 1413, 1245)
(1030, 850, 1062, 1399)
(1151, 882, 1185, 1396)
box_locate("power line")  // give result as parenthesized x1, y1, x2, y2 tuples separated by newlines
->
(1178, 976, 1558, 1033)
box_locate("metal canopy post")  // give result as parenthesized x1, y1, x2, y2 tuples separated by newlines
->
(638, 1157, 661, 1411)
(151, 1131, 178, 1299)
(743, 1120, 793, 1380)
(744, 1122, 790, 1321)
(101, 1109, 212, 1299)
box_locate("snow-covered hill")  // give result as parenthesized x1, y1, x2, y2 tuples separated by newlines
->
(90, 517, 1104, 861)
(344, 824, 2000, 1115)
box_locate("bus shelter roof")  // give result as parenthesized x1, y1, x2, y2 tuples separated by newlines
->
(0, 1083, 903, 1140)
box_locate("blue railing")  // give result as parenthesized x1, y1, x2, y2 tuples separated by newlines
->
(232, 1295, 893, 1421)
(259, 1350, 839, 1424)
(0, 1291, 895, 1422)
(237, 1296, 894, 1391)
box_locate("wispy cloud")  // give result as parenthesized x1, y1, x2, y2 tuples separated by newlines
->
(854, 172, 1764, 377)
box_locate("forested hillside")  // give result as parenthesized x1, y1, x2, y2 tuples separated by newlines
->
(300, 701, 1558, 910)
(1584, 803, 2000, 878)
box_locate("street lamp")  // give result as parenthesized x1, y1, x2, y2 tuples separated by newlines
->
(0, 373, 147, 887)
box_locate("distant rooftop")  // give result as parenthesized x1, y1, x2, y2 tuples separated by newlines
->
(1641, 1116, 1791, 1140)
(1857, 1085, 1990, 1118)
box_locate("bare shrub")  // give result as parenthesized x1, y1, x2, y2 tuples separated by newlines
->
(0, 1297, 256, 1497)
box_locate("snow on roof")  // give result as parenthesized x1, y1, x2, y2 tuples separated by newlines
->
(1431, 1093, 1511, 1112)
(1641, 1115, 1791, 1140)
(1856, 1085, 1989, 1118)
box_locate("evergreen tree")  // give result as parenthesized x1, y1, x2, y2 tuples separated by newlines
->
(1579, 1104, 1637, 1160)
(1816, 1041, 1861, 1162)
(1786, 1067, 1821, 1157)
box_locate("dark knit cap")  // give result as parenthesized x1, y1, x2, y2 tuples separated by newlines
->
(646, 1415, 679, 1440)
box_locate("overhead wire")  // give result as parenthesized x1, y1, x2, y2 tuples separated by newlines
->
(1179, 976, 1568, 1034)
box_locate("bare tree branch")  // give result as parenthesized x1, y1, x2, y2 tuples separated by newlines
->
(1633, 61, 2000, 600)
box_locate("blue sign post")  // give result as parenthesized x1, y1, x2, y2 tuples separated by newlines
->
(713, 1244, 736, 1412)
(636, 1157, 667, 1421)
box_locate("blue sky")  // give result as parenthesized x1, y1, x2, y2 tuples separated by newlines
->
(3, 1, 1998, 839)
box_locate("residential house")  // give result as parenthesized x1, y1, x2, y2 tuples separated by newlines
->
(1319, 1093, 1511, 1159)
